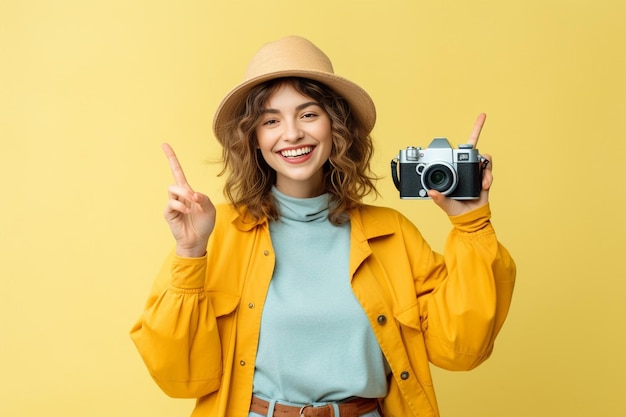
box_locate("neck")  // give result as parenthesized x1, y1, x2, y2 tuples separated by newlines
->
(275, 176, 325, 198)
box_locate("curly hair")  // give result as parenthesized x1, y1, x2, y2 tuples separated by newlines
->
(218, 77, 378, 225)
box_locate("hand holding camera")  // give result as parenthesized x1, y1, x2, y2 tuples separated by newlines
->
(391, 114, 493, 216)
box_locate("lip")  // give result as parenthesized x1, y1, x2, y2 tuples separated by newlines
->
(276, 145, 315, 163)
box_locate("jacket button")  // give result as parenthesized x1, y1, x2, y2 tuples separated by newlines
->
(263, 250, 269, 256)
(377, 315, 387, 325)
(240, 360, 246, 366)
(248, 302, 255, 309)
(400, 371, 410, 380)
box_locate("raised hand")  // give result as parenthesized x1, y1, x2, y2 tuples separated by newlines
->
(162, 143, 216, 257)
(428, 113, 493, 216)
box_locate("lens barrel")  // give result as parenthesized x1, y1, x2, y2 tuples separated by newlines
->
(421, 163, 457, 194)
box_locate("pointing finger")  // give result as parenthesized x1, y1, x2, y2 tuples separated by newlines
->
(162, 143, 190, 188)
(467, 113, 487, 148)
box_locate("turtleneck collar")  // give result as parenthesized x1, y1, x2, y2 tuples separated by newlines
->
(272, 186, 330, 222)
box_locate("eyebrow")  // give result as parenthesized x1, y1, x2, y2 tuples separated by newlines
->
(260, 101, 321, 114)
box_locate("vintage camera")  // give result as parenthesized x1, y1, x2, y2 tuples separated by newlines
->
(391, 138, 484, 199)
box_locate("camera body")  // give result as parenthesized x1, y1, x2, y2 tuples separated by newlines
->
(392, 138, 482, 200)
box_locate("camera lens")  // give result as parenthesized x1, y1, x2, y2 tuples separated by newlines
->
(422, 163, 457, 194)
(430, 170, 447, 186)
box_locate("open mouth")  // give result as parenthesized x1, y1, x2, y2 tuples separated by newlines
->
(280, 146, 313, 158)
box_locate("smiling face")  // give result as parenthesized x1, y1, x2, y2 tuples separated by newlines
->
(255, 82, 333, 198)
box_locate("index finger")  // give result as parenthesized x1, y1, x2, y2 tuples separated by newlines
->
(162, 143, 189, 187)
(467, 113, 487, 148)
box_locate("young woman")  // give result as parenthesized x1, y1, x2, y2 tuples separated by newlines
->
(131, 36, 516, 417)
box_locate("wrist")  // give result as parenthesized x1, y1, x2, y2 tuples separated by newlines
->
(449, 202, 491, 233)
(175, 242, 208, 258)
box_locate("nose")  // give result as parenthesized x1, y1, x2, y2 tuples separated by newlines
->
(282, 119, 304, 142)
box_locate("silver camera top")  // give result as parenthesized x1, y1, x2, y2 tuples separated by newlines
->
(398, 138, 480, 164)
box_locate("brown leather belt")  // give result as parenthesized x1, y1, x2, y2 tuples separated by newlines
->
(250, 395, 379, 417)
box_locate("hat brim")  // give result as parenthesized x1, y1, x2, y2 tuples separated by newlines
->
(212, 69, 376, 145)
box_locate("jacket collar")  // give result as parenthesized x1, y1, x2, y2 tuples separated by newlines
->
(228, 203, 395, 240)
(228, 203, 395, 278)
(229, 206, 268, 232)
(348, 205, 396, 241)
(347, 206, 396, 278)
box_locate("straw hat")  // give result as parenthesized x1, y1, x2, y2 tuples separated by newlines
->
(212, 36, 376, 144)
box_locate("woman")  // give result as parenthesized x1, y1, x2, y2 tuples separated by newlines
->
(131, 36, 516, 417)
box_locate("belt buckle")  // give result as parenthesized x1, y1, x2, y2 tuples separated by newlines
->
(298, 404, 313, 417)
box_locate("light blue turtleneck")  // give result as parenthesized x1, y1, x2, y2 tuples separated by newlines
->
(252, 187, 388, 404)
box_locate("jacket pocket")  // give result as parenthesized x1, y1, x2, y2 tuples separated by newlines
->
(208, 291, 240, 317)
(209, 291, 241, 350)
(208, 290, 241, 374)
(395, 303, 433, 386)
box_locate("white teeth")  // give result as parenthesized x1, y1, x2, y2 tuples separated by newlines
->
(281, 146, 312, 158)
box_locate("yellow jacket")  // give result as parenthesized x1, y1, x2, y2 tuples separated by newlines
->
(131, 202, 515, 417)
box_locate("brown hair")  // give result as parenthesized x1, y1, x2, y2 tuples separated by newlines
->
(218, 77, 378, 225)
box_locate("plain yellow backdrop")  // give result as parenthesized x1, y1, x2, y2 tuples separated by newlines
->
(1, 1, 624, 416)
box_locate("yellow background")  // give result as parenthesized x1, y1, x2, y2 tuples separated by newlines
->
(1, 1, 624, 416)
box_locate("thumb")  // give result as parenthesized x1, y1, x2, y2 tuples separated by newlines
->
(428, 190, 446, 207)
(192, 192, 215, 212)
(427, 189, 448, 209)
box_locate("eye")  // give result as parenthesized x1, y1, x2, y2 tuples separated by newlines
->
(301, 112, 318, 119)
(261, 118, 278, 126)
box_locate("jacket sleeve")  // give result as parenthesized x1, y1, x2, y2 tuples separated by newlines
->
(414, 203, 516, 371)
(129, 251, 223, 398)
